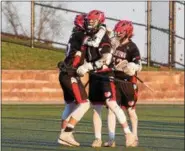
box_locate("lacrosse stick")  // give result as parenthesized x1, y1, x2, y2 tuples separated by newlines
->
(90, 72, 131, 84)
(110, 36, 120, 50)
(115, 60, 154, 92)
(134, 76, 154, 92)
(84, 80, 89, 88)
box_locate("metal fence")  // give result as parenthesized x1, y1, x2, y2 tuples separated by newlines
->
(2, 1, 184, 69)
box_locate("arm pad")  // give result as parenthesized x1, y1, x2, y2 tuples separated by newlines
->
(94, 53, 112, 69)
(85, 25, 106, 47)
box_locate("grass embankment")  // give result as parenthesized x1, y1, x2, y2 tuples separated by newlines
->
(2, 41, 183, 71)
(2, 42, 65, 70)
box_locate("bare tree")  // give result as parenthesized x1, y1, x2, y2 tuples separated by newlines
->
(2, 2, 27, 36)
(36, 2, 65, 43)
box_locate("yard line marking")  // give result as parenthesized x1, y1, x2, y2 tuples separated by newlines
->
(4, 127, 183, 138)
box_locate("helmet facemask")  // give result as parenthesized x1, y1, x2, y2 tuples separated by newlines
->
(87, 19, 99, 30)
(85, 10, 105, 34)
(114, 30, 127, 43)
(113, 20, 133, 43)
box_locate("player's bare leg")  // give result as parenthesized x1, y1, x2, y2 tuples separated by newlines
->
(61, 120, 68, 130)
(106, 100, 137, 147)
(58, 102, 78, 146)
(92, 105, 103, 147)
(58, 120, 73, 146)
(59, 101, 90, 146)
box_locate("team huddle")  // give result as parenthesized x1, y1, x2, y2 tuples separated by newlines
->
(57, 9, 142, 147)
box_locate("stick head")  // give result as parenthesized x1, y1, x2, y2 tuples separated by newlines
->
(115, 60, 128, 71)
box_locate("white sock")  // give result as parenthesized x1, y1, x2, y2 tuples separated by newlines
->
(106, 101, 132, 135)
(93, 105, 102, 140)
(124, 127, 132, 134)
(107, 108, 116, 140)
(128, 108, 138, 139)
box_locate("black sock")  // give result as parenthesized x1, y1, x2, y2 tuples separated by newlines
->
(64, 126, 74, 132)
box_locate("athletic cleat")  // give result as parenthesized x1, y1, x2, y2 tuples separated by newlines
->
(135, 138, 139, 147)
(58, 138, 73, 146)
(125, 133, 137, 147)
(104, 140, 116, 147)
(58, 131, 73, 146)
(59, 131, 80, 146)
(91, 138, 102, 147)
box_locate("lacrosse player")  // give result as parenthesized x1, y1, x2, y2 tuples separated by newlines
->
(82, 10, 107, 148)
(57, 14, 90, 147)
(58, 12, 111, 147)
(77, 10, 137, 148)
(104, 20, 142, 147)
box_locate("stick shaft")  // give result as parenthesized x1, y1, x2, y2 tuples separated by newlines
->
(135, 76, 154, 92)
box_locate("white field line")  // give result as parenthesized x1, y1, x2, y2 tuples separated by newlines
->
(2, 127, 184, 138)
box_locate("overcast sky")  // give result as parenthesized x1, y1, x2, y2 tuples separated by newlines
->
(2, 1, 184, 68)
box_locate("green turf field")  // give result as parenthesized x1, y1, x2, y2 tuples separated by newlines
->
(1, 104, 184, 151)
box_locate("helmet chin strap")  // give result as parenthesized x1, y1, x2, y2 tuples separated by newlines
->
(87, 25, 99, 35)
(120, 37, 129, 45)
(87, 19, 99, 31)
